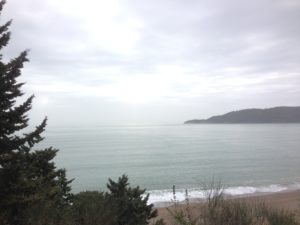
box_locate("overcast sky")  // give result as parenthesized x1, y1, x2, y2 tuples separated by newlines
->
(2, 0, 300, 126)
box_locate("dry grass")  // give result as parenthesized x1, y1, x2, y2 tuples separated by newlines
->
(155, 185, 300, 225)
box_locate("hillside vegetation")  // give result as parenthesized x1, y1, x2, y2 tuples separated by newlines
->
(185, 107, 300, 124)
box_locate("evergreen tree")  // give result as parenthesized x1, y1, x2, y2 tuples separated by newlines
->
(106, 175, 157, 225)
(0, 1, 73, 224)
(72, 191, 116, 225)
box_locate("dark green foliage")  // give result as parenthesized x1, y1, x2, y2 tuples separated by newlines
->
(21, 199, 73, 225)
(0, 1, 73, 224)
(72, 191, 116, 225)
(106, 174, 158, 225)
(71, 175, 159, 225)
(152, 219, 167, 225)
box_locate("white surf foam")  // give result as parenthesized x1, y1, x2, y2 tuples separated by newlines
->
(224, 184, 286, 195)
(146, 183, 300, 205)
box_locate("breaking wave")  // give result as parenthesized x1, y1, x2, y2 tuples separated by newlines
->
(146, 183, 300, 205)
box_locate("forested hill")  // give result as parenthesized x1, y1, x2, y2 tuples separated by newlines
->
(184, 106, 300, 124)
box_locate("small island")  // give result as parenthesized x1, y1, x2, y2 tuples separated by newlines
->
(184, 106, 300, 124)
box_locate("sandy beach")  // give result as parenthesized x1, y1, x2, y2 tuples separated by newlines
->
(154, 190, 300, 224)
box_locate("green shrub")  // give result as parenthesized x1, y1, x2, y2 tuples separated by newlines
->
(72, 191, 115, 225)
(106, 174, 157, 225)
(70, 175, 158, 225)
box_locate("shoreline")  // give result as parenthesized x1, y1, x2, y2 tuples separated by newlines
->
(149, 183, 300, 207)
(154, 189, 300, 224)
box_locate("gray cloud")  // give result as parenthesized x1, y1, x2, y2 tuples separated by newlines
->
(2, 0, 300, 125)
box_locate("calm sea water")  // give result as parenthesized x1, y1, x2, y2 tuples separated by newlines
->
(37, 124, 300, 204)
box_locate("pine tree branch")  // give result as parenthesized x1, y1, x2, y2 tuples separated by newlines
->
(23, 117, 47, 149)
(0, 20, 11, 34)
(0, 0, 6, 14)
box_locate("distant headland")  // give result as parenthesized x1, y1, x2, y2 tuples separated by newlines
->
(184, 106, 300, 124)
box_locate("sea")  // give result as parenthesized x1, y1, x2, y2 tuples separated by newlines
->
(37, 124, 300, 205)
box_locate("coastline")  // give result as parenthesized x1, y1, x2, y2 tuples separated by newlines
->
(154, 189, 300, 224)
(148, 182, 300, 207)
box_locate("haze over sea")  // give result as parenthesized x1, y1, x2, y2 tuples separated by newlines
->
(38, 124, 300, 204)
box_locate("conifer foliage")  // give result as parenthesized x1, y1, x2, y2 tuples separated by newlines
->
(107, 175, 158, 225)
(0, 1, 72, 224)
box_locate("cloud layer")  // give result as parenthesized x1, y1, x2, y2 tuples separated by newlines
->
(2, 0, 300, 124)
